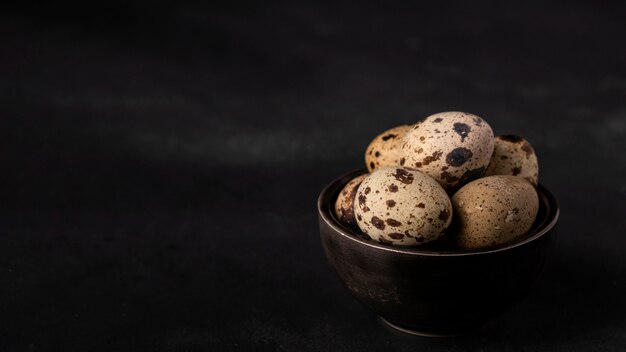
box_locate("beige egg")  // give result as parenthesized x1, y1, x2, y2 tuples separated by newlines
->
(451, 175, 539, 249)
(400, 112, 494, 192)
(365, 124, 412, 172)
(485, 135, 539, 185)
(334, 174, 368, 234)
(354, 167, 452, 246)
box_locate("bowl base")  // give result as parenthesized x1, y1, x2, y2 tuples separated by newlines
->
(379, 317, 476, 337)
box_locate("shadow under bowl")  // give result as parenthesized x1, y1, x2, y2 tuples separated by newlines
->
(318, 169, 559, 337)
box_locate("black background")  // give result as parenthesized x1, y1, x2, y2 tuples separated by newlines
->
(2, 1, 626, 350)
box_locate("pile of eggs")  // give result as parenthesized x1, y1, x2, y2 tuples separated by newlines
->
(334, 111, 540, 250)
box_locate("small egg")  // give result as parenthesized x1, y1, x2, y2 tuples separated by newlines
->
(354, 167, 452, 246)
(451, 175, 539, 249)
(400, 112, 494, 192)
(365, 124, 412, 172)
(334, 174, 368, 234)
(485, 135, 539, 185)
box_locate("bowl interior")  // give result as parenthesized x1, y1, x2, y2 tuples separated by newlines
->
(318, 168, 559, 256)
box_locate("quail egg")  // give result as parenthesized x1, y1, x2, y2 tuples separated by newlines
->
(334, 174, 368, 234)
(451, 175, 539, 249)
(485, 135, 539, 185)
(365, 124, 412, 172)
(354, 167, 452, 246)
(400, 112, 494, 192)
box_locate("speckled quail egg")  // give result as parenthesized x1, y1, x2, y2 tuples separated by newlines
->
(365, 124, 412, 172)
(451, 175, 539, 249)
(485, 135, 539, 186)
(334, 174, 368, 234)
(354, 167, 452, 246)
(400, 112, 494, 192)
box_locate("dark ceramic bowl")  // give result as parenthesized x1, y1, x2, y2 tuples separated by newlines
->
(318, 169, 559, 336)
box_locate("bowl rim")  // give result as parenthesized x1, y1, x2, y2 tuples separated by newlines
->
(318, 168, 559, 257)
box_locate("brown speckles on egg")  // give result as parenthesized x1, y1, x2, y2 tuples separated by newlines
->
(358, 194, 369, 213)
(440, 171, 459, 184)
(485, 135, 539, 185)
(386, 218, 402, 227)
(364, 186, 371, 194)
(446, 147, 473, 167)
(392, 168, 414, 184)
(334, 174, 368, 233)
(365, 125, 412, 172)
(354, 167, 452, 246)
(452, 175, 539, 249)
(421, 150, 443, 166)
(438, 209, 450, 222)
(453, 122, 471, 142)
(371, 216, 386, 230)
(388, 232, 405, 239)
(400, 112, 494, 192)
(520, 142, 534, 158)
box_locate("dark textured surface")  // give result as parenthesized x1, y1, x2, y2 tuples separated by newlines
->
(2, 1, 626, 350)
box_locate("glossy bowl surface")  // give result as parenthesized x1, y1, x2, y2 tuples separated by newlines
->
(318, 169, 559, 336)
